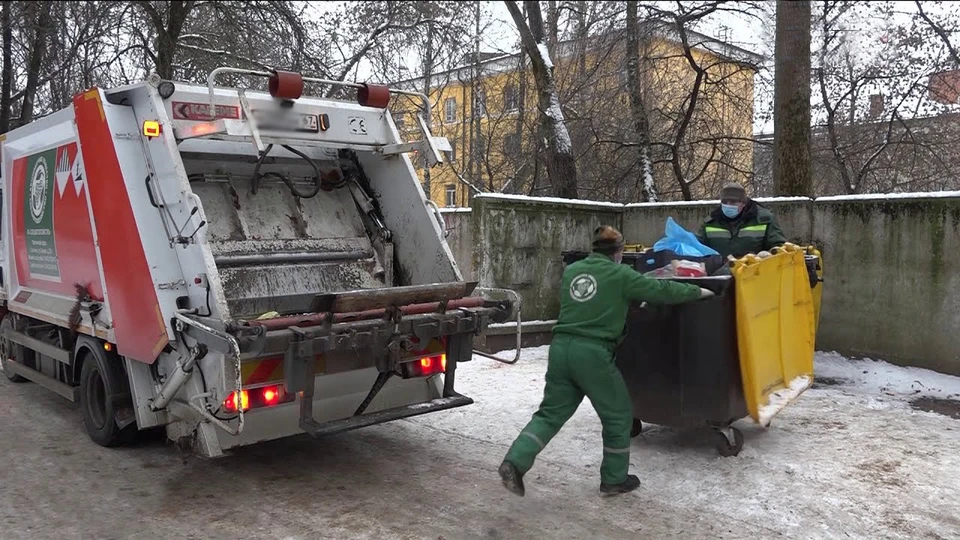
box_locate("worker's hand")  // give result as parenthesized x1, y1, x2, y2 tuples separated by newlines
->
(699, 287, 715, 299)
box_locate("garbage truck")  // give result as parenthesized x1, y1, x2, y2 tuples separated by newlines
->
(0, 68, 517, 457)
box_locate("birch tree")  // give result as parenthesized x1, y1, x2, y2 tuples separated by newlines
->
(504, 0, 578, 199)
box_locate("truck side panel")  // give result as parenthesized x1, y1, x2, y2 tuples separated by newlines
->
(73, 89, 168, 362)
(10, 142, 104, 300)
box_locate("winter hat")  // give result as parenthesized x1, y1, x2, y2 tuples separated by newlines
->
(592, 225, 625, 252)
(718, 182, 747, 202)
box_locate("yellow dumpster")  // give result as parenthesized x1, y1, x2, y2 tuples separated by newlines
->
(732, 244, 820, 426)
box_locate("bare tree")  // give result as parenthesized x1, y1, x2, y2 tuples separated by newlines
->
(773, 0, 812, 196)
(504, 0, 578, 199)
(18, 1, 53, 126)
(626, 0, 657, 201)
(810, 0, 956, 194)
(914, 0, 960, 66)
(1, 1, 12, 134)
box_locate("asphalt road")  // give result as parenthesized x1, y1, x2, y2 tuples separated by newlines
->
(2, 349, 958, 539)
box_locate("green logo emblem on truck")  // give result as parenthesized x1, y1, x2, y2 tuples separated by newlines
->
(29, 156, 48, 224)
(23, 148, 60, 280)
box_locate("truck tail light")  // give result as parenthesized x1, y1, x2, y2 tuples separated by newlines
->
(223, 385, 293, 413)
(223, 390, 249, 412)
(401, 354, 447, 379)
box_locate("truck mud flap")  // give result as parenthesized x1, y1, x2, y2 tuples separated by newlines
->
(732, 244, 816, 427)
(301, 394, 473, 438)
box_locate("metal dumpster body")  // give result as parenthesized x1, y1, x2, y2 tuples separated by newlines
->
(615, 276, 747, 429)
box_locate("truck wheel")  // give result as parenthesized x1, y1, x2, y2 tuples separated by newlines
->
(79, 346, 137, 447)
(630, 419, 644, 438)
(0, 316, 28, 383)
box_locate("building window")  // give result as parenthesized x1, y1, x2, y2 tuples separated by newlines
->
(503, 85, 518, 112)
(444, 98, 457, 123)
(475, 135, 486, 156)
(474, 90, 487, 118)
(447, 141, 457, 162)
(445, 184, 457, 207)
(394, 114, 406, 130)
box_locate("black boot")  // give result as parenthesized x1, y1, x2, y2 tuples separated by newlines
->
(599, 474, 640, 496)
(498, 461, 525, 497)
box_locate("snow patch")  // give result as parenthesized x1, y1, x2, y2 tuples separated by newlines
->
(473, 193, 623, 209)
(814, 351, 960, 400)
(757, 375, 812, 426)
(438, 208, 472, 214)
(487, 319, 556, 329)
(625, 196, 811, 209)
(537, 43, 553, 69)
(544, 94, 572, 154)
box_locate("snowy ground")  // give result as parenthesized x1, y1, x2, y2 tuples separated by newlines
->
(1, 348, 959, 539)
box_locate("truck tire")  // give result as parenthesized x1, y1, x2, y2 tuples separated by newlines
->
(0, 316, 29, 383)
(79, 345, 137, 447)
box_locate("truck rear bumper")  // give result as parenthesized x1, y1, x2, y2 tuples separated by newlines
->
(207, 367, 461, 453)
(300, 393, 472, 438)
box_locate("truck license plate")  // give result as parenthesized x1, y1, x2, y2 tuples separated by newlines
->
(252, 110, 320, 133)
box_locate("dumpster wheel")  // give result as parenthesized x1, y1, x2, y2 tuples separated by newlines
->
(630, 419, 644, 438)
(713, 426, 744, 457)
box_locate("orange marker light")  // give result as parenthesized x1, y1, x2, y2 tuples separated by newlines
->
(103, 342, 113, 352)
(223, 390, 250, 412)
(142, 120, 162, 138)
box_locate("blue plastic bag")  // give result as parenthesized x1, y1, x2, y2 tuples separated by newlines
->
(652, 217, 719, 256)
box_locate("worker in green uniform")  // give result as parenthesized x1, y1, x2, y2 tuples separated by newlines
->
(696, 183, 787, 259)
(498, 225, 712, 497)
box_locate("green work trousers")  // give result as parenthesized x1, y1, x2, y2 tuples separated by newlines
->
(504, 334, 633, 485)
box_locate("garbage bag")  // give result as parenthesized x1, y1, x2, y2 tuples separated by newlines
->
(652, 217, 720, 257)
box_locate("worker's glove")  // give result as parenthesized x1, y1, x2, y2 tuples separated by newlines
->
(699, 287, 715, 299)
(757, 250, 773, 259)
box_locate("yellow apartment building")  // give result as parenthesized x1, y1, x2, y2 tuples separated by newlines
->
(391, 21, 762, 207)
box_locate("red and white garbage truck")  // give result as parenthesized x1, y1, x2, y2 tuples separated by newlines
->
(0, 68, 518, 456)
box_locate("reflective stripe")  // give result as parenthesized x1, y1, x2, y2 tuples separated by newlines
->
(741, 224, 767, 232)
(704, 226, 731, 238)
(738, 224, 767, 238)
(521, 431, 545, 449)
(603, 446, 631, 455)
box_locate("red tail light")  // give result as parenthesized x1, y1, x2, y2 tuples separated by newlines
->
(223, 385, 293, 412)
(403, 354, 447, 378)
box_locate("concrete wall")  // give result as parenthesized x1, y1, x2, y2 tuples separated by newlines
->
(465, 192, 960, 376)
(440, 209, 474, 280)
(471, 195, 621, 320)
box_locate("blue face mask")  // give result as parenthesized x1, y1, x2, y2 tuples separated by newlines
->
(721, 203, 741, 218)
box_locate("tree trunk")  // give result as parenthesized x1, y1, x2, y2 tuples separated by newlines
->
(626, 0, 657, 202)
(19, 1, 52, 126)
(0, 1, 12, 134)
(546, 0, 558, 56)
(421, 18, 434, 201)
(773, 0, 812, 197)
(155, 0, 192, 80)
(506, 0, 578, 199)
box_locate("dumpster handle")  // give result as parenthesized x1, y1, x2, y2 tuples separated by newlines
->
(472, 287, 522, 365)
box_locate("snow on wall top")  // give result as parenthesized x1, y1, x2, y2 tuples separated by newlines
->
(815, 191, 960, 202)
(473, 193, 623, 209)
(470, 191, 960, 211)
